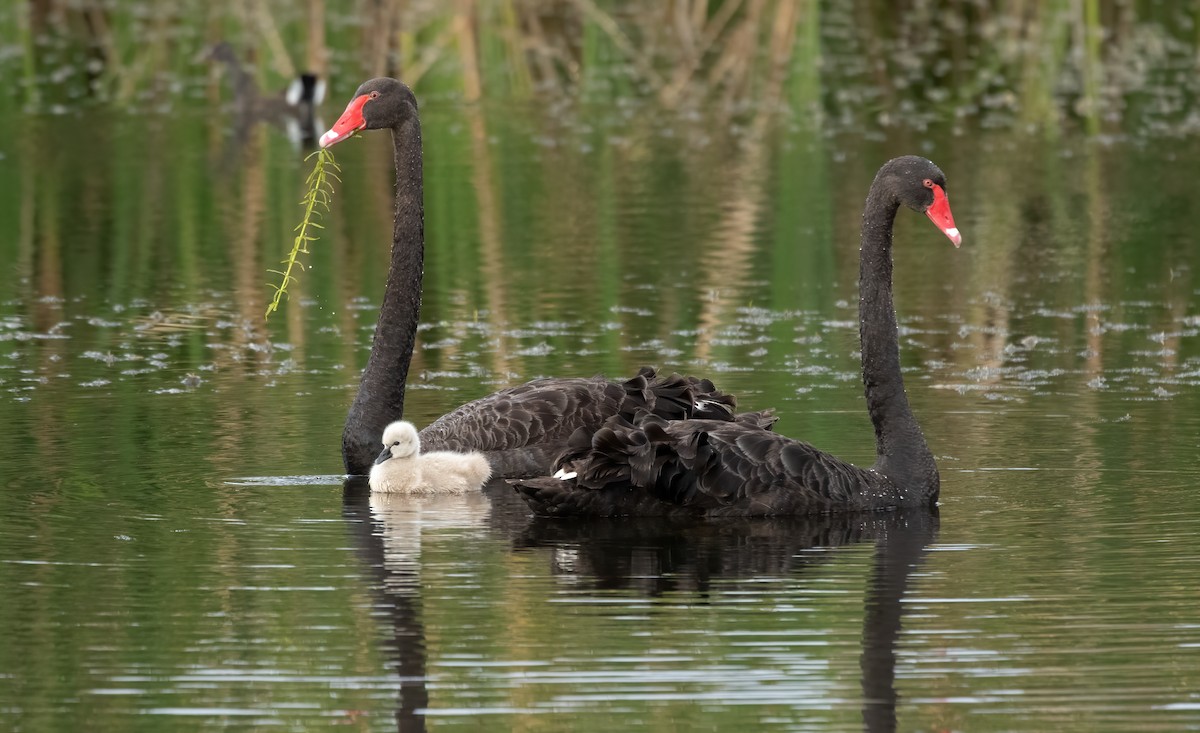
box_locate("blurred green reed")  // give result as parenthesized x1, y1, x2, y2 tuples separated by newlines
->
(3, 0, 1199, 136)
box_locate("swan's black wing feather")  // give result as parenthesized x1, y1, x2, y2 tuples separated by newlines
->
(513, 415, 904, 517)
(418, 368, 737, 478)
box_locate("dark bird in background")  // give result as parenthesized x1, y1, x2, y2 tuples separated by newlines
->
(201, 42, 325, 148)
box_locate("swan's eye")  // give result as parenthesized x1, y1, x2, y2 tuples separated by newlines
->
(369, 91, 380, 100)
(922, 178, 934, 189)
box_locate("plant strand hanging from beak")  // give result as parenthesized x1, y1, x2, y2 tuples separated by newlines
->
(265, 147, 341, 320)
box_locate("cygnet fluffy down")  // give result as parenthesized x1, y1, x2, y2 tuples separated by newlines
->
(368, 421, 492, 493)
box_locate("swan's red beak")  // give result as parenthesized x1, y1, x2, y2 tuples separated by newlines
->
(319, 94, 370, 148)
(925, 184, 962, 247)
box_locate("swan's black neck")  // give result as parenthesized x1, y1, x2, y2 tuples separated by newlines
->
(342, 113, 424, 475)
(859, 184, 937, 492)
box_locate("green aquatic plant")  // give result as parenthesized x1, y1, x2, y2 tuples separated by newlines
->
(265, 147, 340, 320)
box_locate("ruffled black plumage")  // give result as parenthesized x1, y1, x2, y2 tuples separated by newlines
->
(418, 367, 739, 478)
(512, 412, 907, 517)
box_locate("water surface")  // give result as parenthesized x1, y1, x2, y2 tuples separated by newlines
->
(2, 81, 1200, 732)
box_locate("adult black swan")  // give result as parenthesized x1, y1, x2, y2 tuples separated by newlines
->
(513, 156, 962, 517)
(320, 78, 739, 478)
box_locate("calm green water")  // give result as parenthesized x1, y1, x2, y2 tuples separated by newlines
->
(3, 92, 1200, 731)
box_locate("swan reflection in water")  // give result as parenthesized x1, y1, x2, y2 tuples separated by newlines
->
(341, 478, 513, 732)
(517, 510, 938, 731)
(343, 478, 936, 732)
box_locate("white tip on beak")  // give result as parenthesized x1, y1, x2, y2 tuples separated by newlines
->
(318, 130, 340, 148)
(944, 227, 962, 247)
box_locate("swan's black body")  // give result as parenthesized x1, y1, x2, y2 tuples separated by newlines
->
(417, 369, 741, 478)
(328, 79, 740, 478)
(514, 412, 907, 518)
(513, 156, 959, 517)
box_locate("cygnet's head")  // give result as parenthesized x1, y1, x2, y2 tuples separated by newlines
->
(375, 420, 420, 464)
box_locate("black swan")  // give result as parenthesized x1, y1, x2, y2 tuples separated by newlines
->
(513, 156, 961, 517)
(321, 78, 741, 478)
